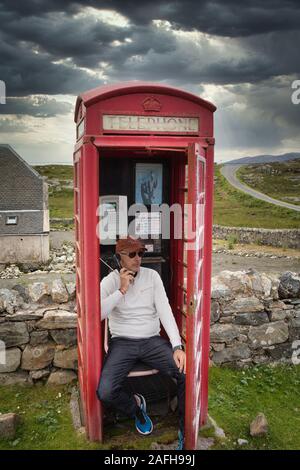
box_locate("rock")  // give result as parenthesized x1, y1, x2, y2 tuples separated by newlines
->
(35, 304, 71, 314)
(25, 321, 36, 334)
(151, 441, 177, 450)
(36, 310, 77, 330)
(8, 310, 44, 321)
(0, 347, 21, 373)
(268, 274, 280, 300)
(207, 415, 226, 439)
(290, 317, 300, 328)
(0, 288, 22, 314)
(47, 370, 77, 385)
(70, 387, 83, 430)
(252, 353, 269, 364)
(260, 274, 273, 298)
(196, 437, 215, 450)
(233, 311, 269, 326)
(248, 321, 289, 349)
(211, 280, 232, 300)
(250, 413, 268, 437)
(11, 284, 29, 302)
(51, 279, 69, 303)
(247, 271, 274, 298)
(0, 322, 29, 347)
(219, 315, 235, 324)
(0, 265, 23, 279)
(225, 297, 264, 314)
(210, 324, 240, 343)
(237, 438, 249, 446)
(289, 323, 300, 342)
(54, 347, 78, 370)
(21, 342, 56, 370)
(211, 343, 225, 352)
(278, 272, 300, 299)
(247, 270, 264, 294)
(50, 329, 77, 347)
(0, 413, 19, 439)
(270, 310, 291, 321)
(212, 344, 251, 364)
(0, 371, 32, 385)
(27, 282, 50, 303)
(210, 300, 220, 323)
(66, 282, 76, 300)
(265, 342, 295, 361)
(216, 271, 252, 296)
(238, 334, 248, 343)
(30, 331, 49, 346)
(265, 299, 287, 311)
(29, 369, 51, 381)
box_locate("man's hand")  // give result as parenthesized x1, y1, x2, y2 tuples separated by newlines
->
(173, 349, 186, 374)
(119, 268, 135, 293)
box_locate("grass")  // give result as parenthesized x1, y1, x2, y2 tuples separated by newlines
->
(0, 383, 178, 450)
(33, 164, 300, 230)
(33, 165, 74, 221)
(208, 364, 300, 450)
(34, 165, 73, 181)
(49, 189, 74, 219)
(214, 164, 300, 228)
(0, 365, 299, 450)
(237, 160, 300, 206)
(212, 238, 300, 257)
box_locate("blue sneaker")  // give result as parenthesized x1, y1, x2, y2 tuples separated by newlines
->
(176, 429, 185, 450)
(134, 394, 153, 435)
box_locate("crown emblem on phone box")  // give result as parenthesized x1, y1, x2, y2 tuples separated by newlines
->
(142, 97, 162, 112)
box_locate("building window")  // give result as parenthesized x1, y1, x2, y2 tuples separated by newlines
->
(6, 215, 18, 225)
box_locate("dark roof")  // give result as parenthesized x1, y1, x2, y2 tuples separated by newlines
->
(0, 144, 43, 180)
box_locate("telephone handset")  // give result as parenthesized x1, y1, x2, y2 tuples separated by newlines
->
(113, 254, 122, 271)
(113, 254, 137, 278)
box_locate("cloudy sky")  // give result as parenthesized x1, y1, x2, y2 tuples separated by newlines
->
(0, 0, 299, 164)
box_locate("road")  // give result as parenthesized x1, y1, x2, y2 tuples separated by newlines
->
(221, 164, 300, 212)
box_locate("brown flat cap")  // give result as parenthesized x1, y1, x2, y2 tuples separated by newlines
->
(115, 236, 147, 254)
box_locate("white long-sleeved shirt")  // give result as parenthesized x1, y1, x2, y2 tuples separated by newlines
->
(100, 266, 182, 349)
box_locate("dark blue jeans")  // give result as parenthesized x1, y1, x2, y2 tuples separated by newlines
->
(96, 335, 185, 432)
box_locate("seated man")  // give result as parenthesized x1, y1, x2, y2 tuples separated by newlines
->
(96, 235, 186, 450)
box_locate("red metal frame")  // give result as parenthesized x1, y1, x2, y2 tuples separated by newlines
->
(185, 143, 206, 449)
(73, 82, 216, 448)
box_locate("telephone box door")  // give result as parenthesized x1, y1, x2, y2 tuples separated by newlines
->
(185, 142, 206, 450)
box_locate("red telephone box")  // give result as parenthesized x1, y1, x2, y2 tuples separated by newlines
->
(73, 81, 216, 450)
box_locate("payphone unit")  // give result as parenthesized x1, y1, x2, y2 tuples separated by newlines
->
(98, 154, 171, 292)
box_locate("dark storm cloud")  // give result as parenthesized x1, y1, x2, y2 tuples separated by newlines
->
(101, 0, 300, 37)
(229, 79, 300, 135)
(0, 0, 299, 99)
(0, 30, 104, 97)
(2, 0, 300, 36)
(0, 10, 130, 66)
(214, 76, 300, 154)
(0, 0, 299, 138)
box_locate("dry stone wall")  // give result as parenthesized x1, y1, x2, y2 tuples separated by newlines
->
(0, 270, 299, 386)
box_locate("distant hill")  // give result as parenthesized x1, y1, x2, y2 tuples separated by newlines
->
(224, 152, 300, 165)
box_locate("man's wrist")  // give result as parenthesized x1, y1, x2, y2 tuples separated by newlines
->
(119, 287, 127, 295)
(172, 345, 184, 353)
